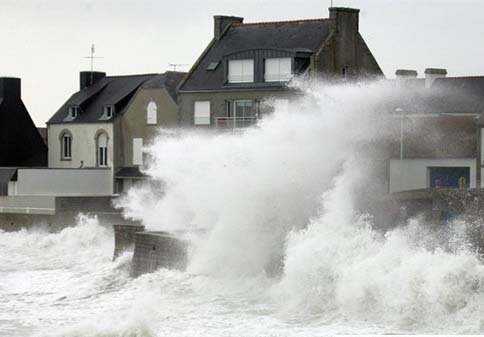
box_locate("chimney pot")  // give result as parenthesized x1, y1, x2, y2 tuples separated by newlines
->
(424, 68, 447, 88)
(213, 15, 243, 40)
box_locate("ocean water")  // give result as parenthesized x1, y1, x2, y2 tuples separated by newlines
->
(2, 82, 484, 336)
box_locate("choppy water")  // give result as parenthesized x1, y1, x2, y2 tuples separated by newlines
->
(3, 82, 484, 336)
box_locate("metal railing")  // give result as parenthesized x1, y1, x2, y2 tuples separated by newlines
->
(214, 117, 257, 129)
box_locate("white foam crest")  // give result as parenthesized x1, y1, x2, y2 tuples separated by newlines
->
(276, 160, 484, 333)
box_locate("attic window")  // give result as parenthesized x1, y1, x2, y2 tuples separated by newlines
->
(104, 105, 114, 118)
(207, 62, 220, 71)
(69, 106, 80, 119)
(228, 59, 254, 83)
(265, 58, 292, 82)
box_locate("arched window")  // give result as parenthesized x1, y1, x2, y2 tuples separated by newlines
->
(147, 101, 157, 125)
(60, 131, 72, 160)
(97, 133, 109, 167)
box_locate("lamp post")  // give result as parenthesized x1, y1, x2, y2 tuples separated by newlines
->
(395, 108, 404, 161)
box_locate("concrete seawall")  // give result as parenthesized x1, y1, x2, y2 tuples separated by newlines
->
(131, 231, 187, 277)
(113, 224, 146, 260)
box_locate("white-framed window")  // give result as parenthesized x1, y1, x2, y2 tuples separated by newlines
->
(133, 138, 143, 165)
(69, 106, 80, 119)
(103, 105, 114, 118)
(97, 133, 108, 167)
(147, 101, 157, 125)
(264, 58, 292, 82)
(194, 101, 211, 125)
(228, 59, 254, 83)
(61, 132, 72, 160)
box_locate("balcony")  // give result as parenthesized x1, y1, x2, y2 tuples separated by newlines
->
(214, 117, 257, 129)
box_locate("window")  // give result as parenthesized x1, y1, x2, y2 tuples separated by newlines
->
(133, 138, 143, 165)
(194, 101, 211, 125)
(265, 58, 292, 82)
(97, 133, 108, 167)
(147, 101, 157, 125)
(234, 100, 257, 118)
(61, 132, 72, 160)
(207, 61, 220, 71)
(69, 106, 80, 119)
(103, 106, 114, 118)
(228, 59, 254, 83)
(342, 66, 350, 79)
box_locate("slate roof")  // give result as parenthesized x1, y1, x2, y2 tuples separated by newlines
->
(48, 72, 187, 124)
(179, 19, 335, 92)
(385, 76, 484, 116)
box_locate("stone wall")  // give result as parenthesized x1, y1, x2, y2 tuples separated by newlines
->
(131, 231, 187, 277)
(112, 224, 145, 260)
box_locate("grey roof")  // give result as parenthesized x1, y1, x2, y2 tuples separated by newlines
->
(0, 168, 17, 183)
(179, 18, 334, 92)
(385, 76, 484, 115)
(48, 72, 187, 124)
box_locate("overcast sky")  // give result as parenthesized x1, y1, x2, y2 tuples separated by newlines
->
(1, 0, 483, 126)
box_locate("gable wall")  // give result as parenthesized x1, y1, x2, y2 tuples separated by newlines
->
(117, 88, 178, 167)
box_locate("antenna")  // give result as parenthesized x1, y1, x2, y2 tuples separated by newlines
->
(168, 63, 189, 72)
(84, 44, 103, 84)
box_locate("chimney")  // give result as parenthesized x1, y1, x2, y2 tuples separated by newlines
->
(329, 7, 360, 35)
(80, 71, 106, 90)
(424, 68, 447, 88)
(214, 15, 243, 40)
(329, 7, 360, 77)
(0, 77, 21, 101)
(395, 69, 418, 86)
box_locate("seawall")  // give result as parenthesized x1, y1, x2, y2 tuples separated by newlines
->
(113, 224, 146, 260)
(131, 231, 187, 277)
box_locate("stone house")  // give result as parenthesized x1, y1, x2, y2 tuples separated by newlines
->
(45, 71, 186, 194)
(178, 7, 383, 129)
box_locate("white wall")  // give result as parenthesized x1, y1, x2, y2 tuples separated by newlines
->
(389, 158, 476, 193)
(0, 196, 55, 215)
(48, 123, 113, 169)
(13, 169, 113, 196)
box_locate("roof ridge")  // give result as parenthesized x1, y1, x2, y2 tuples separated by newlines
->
(232, 18, 334, 27)
(105, 73, 161, 79)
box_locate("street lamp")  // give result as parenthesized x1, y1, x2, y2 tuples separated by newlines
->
(395, 108, 404, 161)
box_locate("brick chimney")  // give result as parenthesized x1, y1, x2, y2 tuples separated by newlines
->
(80, 71, 106, 90)
(214, 15, 243, 40)
(0, 77, 21, 101)
(329, 7, 360, 77)
(425, 68, 447, 88)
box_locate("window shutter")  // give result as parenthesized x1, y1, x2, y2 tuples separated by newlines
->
(133, 138, 143, 165)
(194, 101, 211, 125)
(147, 102, 157, 124)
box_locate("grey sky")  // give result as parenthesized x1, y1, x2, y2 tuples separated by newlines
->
(1, 0, 483, 126)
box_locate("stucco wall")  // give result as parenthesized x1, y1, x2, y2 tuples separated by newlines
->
(178, 90, 291, 127)
(117, 88, 178, 167)
(48, 123, 114, 169)
(14, 168, 113, 196)
(389, 158, 477, 193)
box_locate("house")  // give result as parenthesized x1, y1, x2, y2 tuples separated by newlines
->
(384, 70, 484, 225)
(0, 71, 186, 228)
(0, 77, 47, 167)
(178, 7, 383, 128)
(387, 69, 484, 195)
(46, 70, 186, 194)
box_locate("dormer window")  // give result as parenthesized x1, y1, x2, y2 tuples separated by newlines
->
(228, 59, 254, 83)
(69, 106, 80, 119)
(103, 105, 114, 118)
(265, 58, 292, 82)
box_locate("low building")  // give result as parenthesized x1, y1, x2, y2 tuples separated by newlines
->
(178, 7, 383, 129)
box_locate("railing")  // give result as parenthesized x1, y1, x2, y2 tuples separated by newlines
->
(214, 117, 257, 129)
